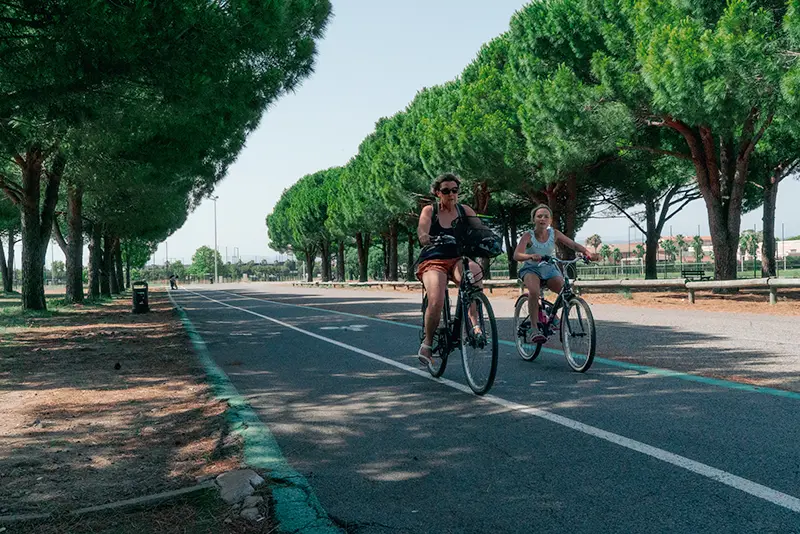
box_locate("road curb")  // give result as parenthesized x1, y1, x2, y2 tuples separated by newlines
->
(167, 289, 343, 534)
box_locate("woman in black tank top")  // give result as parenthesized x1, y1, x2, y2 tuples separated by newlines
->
(415, 173, 483, 367)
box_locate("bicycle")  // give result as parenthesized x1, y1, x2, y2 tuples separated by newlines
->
(418, 236, 499, 395)
(513, 256, 597, 372)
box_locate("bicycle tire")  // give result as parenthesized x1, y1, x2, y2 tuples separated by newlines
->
(561, 296, 596, 372)
(420, 294, 448, 377)
(513, 293, 543, 361)
(460, 291, 498, 395)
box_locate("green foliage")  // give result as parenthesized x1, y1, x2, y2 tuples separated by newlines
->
(50, 261, 65, 280)
(674, 234, 688, 262)
(190, 246, 223, 278)
(122, 240, 158, 271)
(660, 238, 678, 262)
(739, 230, 762, 258)
(585, 234, 602, 252)
(0, 1, 333, 309)
(599, 244, 612, 263)
(692, 236, 705, 261)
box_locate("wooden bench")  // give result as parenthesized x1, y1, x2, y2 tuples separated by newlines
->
(681, 268, 711, 281)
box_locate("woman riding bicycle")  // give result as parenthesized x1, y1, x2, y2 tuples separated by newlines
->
(416, 173, 483, 367)
(513, 204, 597, 344)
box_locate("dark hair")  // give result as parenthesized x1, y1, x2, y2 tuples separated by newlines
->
(430, 173, 461, 195)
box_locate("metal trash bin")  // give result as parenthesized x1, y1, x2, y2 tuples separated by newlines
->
(132, 281, 149, 314)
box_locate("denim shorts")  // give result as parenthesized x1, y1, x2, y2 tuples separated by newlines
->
(518, 262, 562, 282)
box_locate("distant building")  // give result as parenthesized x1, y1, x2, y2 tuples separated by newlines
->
(596, 237, 800, 263)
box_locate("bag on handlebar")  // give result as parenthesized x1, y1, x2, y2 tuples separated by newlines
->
(452, 212, 504, 259)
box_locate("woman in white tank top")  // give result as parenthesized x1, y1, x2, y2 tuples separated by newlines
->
(513, 205, 597, 343)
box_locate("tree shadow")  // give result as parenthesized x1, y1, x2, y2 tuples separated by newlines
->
(218, 287, 800, 393)
(0, 293, 241, 515)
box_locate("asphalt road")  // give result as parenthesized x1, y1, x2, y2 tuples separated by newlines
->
(172, 284, 800, 534)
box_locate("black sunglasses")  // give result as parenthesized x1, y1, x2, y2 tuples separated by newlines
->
(439, 187, 459, 195)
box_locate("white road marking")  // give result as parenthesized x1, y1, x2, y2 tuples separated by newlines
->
(181, 289, 800, 514)
(320, 324, 368, 332)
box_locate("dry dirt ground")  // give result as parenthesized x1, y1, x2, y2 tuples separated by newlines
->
(0, 291, 273, 534)
(354, 282, 800, 316)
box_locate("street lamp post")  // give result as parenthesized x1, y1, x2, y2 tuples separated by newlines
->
(211, 195, 219, 284)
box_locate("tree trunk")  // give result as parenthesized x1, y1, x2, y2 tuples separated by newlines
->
(472, 181, 490, 214)
(337, 240, 345, 281)
(5, 230, 15, 292)
(381, 235, 389, 281)
(761, 176, 778, 277)
(114, 238, 124, 292)
(407, 232, 416, 282)
(706, 200, 740, 282)
(125, 241, 131, 289)
(65, 183, 84, 303)
(503, 224, 515, 280)
(325, 242, 333, 281)
(560, 173, 578, 260)
(356, 232, 369, 282)
(0, 234, 9, 293)
(389, 221, 398, 281)
(665, 118, 759, 281)
(319, 241, 331, 282)
(304, 252, 314, 282)
(19, 146, 62, 310)
(88, 223, 101, 298)
(101, 232, 113, 297)
(509, 213, 519, 279)
(644, 199, 659, 280)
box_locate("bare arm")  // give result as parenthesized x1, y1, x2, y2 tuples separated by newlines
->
(513, 232, 541, 262)
(417, 205, 433, 246)
(554, 230, 596, 259)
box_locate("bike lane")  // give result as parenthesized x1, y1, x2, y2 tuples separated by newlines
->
(174, 288, 800, 533)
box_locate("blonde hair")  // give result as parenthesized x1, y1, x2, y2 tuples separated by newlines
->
(531, 204, 553, 224)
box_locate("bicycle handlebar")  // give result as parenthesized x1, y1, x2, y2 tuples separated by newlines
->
(538, 255, 592, 267)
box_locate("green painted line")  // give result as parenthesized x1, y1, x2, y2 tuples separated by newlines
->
(223, 290, 800, 401)
(167, 290, 343, 534)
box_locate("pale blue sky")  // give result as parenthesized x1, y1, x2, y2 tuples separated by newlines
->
(39, 0, 800, 267)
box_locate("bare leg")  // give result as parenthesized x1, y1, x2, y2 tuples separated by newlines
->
(453, 260, 484, 333)
(546, 276, 564, 295)
(523, 273, 542, 329)
(546, 276, 564, 326)
(421, 269, 448, 358)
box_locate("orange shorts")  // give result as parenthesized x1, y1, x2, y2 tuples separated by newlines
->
(416, 258, 461, 281)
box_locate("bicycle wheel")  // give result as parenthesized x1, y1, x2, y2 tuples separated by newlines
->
(561, 296, 596, 372)
(514, 294, 543, 361)
(420, 294, 448, 377)
(460, 291, 498, 395)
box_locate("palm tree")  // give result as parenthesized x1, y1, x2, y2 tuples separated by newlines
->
(739, 230, 762, 276)
(674, 234, 689, 266)
(660, 239, 678, 262)
(600, 244, 612, 264)
(634, 243, 646, 260)
(612, 247, 623, 265)
(585, 234, 602, 254)
(691, 235, 704, 263)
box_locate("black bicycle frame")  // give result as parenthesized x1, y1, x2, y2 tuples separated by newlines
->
(439, 256, 482, 354)
(543, 262, 577, 327)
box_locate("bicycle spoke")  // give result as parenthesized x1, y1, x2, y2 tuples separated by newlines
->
(562, 297, 596, 372)
(460, 292, 498, 395)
